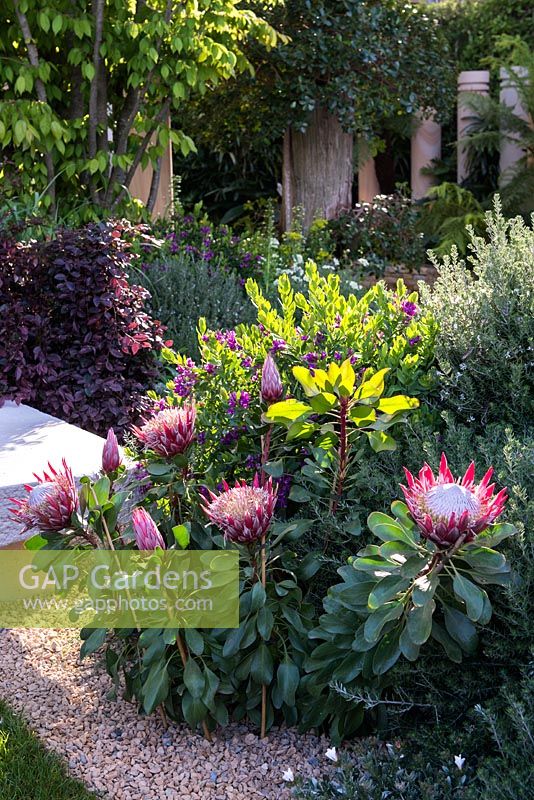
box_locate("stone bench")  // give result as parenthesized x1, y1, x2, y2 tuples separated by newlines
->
(0, 402, 106, 548)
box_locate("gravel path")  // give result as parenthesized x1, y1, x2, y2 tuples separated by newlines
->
(0, 628, 331, 799)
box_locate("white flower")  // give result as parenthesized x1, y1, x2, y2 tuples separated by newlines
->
(454, 754, 465, 771)
(325, 747, 338, 762)
(282, 768, 295, 782)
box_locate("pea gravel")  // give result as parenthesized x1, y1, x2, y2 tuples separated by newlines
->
(0, 628, 332, 799)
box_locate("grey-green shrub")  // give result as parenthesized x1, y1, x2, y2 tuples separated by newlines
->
(421, 201, 534, 427)
(137, 254, 255, 359)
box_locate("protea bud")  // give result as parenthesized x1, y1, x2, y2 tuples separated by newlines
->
(132, 507, 166, 550)
(132, 405, 196, 458)
(401, 453, 507, 548)
(261, 355, 283, 405)
(102, 428, 121, 473)
(9, 460, 79, 532)
(201, 473, 277, 544)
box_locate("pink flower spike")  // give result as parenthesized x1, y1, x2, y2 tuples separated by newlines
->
(102, 428, 121, 473)
(400, 455, 508, 548)
(261, 355, 284, 405)
(132, 508, 166, 550)
(9, 458, 78, 533)
(201, 474, 277, 544)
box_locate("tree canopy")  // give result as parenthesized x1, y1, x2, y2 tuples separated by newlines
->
(0, 0, 278, 217)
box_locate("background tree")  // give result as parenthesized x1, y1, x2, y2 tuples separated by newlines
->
(175, 0, 454, 229)
(0, 0, 278, 219)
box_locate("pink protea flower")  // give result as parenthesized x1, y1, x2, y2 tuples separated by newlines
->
(401, 453, 507, 548)
(9, 459, 79, 532)
(261, 355, 284, 405)
(132, 405, 196, 457)
(201, 473, 277, 544)
(102, 428, 121, 473)
(132, 507, 166, 550)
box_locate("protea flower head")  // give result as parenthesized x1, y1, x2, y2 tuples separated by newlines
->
(261, 355, 283, 405)
(102, 428, 121, 473)
(401, 453, 507, 548)
(131, 507, 166, 550)
(132, 405, 196, 457)
(201, 473, 277, 544)
(9, 459, 79, 532)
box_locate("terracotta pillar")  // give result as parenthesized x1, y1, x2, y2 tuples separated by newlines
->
(499, 66, 530, 186)
(358, 141, 380, 202)
(129, 122, 174, 219)
(457, 70, 490, 184)
(411, 112, 441, 199)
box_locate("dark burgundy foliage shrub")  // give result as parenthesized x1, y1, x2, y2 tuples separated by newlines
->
(0, 222, 168, 436)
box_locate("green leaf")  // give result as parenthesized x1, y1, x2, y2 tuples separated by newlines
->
(475, 523, 516, 548)
(222, 624, 245, 658)
(250, 582, 266, 612)
(367, 512, 417, 546)
(183, 658, 205, 699)
(368, 575, 410, 609)
(443, 605, 478, 654)
(288, 485, 311, 503)
(412, 571, 438, 606)
(406, 600, 435, 645)
(182, 693, 207, 727)
(256, 606, 274, 640)
(52, 14, 63, 34)
(453, 574, 486, 622)
(431, 621, 462, 663)
(462, 547, 507, 573)
(372, 627, 402, 675)
(349, 406, 376, 426)
(91, 476, 110, 506)
(172, 524, 190, 549)
(293, 366, 319, 395)
(377, 395, 419, 414)
(80, 628, 107, 658)
(355, 368, 389, 401)
(366, 430, 396, 453)
(401, 555, 429, 579)
(364, 601, 404, 643)
(277, 658, 300, 706)
(142, 661, 169, 714)
(399, 625, 420, 661)
(265, 399, 311, 424)
(250, 643, 273, 685)
(184, 628, 204, 656)
(309, 392, 337, 413)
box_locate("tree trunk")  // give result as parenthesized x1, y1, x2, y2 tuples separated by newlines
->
(282, 107, 353, 231)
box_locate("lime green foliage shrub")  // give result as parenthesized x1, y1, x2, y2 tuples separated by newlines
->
(420, 202, 534, 426)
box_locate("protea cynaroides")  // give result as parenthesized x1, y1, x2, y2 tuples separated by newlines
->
(261, 355, 283, 405)
(102, 428, 122, 473)
(132, 405, 196, 458)
(9, 459, 79, 532)
(401, 453, 507, 548)
(201, 473, 277, 544)
(131, 507, 166, 550)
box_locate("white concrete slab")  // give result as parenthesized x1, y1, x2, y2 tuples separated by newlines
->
(0, 402, 106, 546)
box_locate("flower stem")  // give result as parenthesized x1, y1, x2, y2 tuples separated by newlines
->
(330, 397, 349, 515)
(260, 532, 267, 739)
